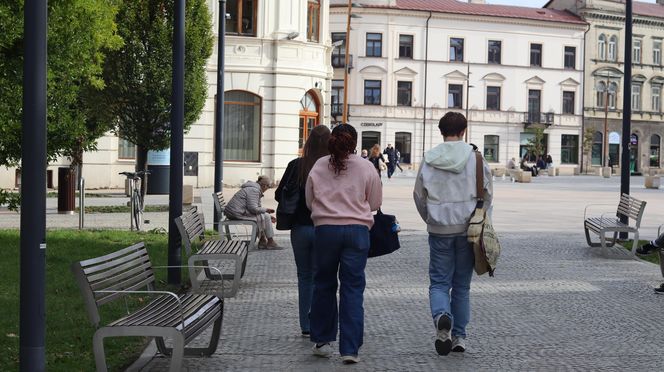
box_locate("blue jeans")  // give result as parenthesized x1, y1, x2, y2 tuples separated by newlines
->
(310, 225, 369, 356)
(429, 234, 474, 338)
(291, 224, 315, 333)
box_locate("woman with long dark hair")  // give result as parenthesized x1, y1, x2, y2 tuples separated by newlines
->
(305, 124, 382, 364)
(275, 125, 331, 338)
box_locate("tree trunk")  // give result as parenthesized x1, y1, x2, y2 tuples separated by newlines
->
(136, 145, 149, 199)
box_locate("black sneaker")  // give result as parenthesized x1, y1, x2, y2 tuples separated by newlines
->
(655, 283, 664, 295)
(434, 314, 452, 356)
(636, 242, 659, 255)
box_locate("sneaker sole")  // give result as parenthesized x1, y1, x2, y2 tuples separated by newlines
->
(451, 345, 465, 353)
(435, 339, 453, 356)
(655, 290, 664, 295)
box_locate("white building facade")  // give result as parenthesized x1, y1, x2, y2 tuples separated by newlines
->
(330, 0, 587, 174)
(547, 0, 664, 175)
(0, 0, 332, 189)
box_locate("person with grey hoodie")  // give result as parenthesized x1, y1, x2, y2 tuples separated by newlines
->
(413, 112, 492, 356)
(225, 175, 282, 249)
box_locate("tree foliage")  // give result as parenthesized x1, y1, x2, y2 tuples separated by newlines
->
(0, 0, 122, 167)
(525, 128, 546, 159)
(99, 0, 213, 175)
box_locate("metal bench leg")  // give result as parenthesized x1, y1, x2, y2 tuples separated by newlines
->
(93, 330, 109, 372)
(183, 308, 224, 357)
(631, 231, 639, 255)
(223, 256, 243, 298)
(585, 227, 601, 247)
(659, 250, 664, 277)
(600, 231, 608, 249)
(168, 331, 185, 372)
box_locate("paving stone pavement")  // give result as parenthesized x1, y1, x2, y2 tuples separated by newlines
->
(142, 232, 664, 371)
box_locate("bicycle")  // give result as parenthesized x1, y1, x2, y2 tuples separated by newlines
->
(119, 170, 150, 231)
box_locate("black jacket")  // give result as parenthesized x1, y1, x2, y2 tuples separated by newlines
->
(275, 158, 313, 227)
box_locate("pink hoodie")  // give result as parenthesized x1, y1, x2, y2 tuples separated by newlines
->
(305, 154, 382, 228)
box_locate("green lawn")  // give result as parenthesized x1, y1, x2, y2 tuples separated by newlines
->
(0, 229, 182, 371)
(621, 240, 661, 265)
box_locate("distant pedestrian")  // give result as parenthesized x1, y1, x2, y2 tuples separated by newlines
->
(275, 125, 330, 337)
(383, 143, 397, 178)
(413, 112, 493, 355)
(368, 144, 386, 178)
(395, 148, 404, 172)
(361, 149, 369, 159)
(536, 155, 546, 170)
(507, 157, 516, 170)
(306, 124, 382, 364)
(546, 154, 553, 169)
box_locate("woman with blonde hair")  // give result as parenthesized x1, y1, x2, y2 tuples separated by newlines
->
(306, 124, 382, 364)
(368, 144, 386, 178)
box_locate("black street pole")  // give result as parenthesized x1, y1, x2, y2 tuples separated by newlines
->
(20, 0, 47, 370)
(213, 0, 226, 232)
(168, 0, 185, 285)
(620, 0, 632, 236)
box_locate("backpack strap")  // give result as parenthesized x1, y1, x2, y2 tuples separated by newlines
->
(474, 151, 484, 208)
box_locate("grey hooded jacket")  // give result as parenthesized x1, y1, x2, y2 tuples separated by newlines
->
(413, 141, 493, 235)
(224, 181, 267, 221)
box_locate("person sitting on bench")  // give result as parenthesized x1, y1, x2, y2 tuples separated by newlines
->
(636, 232, 664, 294)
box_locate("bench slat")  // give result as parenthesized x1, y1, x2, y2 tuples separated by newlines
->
(90, 262, 153, 291)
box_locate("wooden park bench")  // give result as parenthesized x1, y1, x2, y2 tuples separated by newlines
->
(584, 193, 647, 253)
(176, 211, 254, 298)
(71, 242, 223, 372)
(213, 191, 259, 245)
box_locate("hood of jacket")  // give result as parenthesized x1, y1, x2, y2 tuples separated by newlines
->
(424, 141, 473, 174)
(241, 181, 263, 194)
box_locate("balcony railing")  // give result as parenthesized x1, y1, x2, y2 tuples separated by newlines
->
(524, 111, 554, 127)
(332, 54, 354, 69)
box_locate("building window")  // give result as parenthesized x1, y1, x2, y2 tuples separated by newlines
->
(226, 0, 257, 36)
(331, 33, 346, 67)
(564, 46, 576, 69)
(608, 35, 617, 61)
(118, 137, 136, 160)
(591, 131, 603, 166)
(530, 43, 542, 67)
(632, 84, 641, 111)
(528, 89, 541, 123)
(486, 86, 501, 110)
(364, 80, 381, 105)
(448, 84, 463, 108)
(299, 91, 319, 150)
(224, 90, 261, 161)
(307, 0, 320, 42)
(361, 131, 381, 153)
(483, 135, 499, 163)
(596, 81, 606, 108)
(399, 35, 413, 59)
(654, 40, 662, 65)
(651, 134, 661, 167)
(450, 38, 464, 62)
(395, 132, 412, 164)
(633, 39, 642, 64)
(366, 33, 382, 57)
(609, 82, 618, 109)
(598, 34, 606, 60)
(488, 40, 501, 64)
(563, 91, 575, 114)
(397, 81, 412, 106)
(653, 85, 661, 112)
(561, 135, 579, 165)
(331, 79, 344, 117)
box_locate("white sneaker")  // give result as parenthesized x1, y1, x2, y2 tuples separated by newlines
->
(451, 336, 466, 352)
(312, 343, 332, 358)
(434, 314, 452, 356)
(341, 355, 360, 364)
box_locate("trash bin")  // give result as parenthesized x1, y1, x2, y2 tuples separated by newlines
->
(57, 167, 76, 214)
(147, 149, 170, 195)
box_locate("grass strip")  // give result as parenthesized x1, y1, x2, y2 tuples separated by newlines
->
(620, 240, 660, 265)
(0, 229, 186, 371)
(76, 205, 170, 214)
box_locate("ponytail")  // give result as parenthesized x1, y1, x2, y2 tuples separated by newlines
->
(328, 124, 358, 175)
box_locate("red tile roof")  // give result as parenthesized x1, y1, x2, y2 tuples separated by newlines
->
(331, 0, 586, 25)
(634, 2, 664, 19)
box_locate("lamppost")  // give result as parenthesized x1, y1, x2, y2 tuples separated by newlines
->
(599, 72, 616, 172)
(214, 0, 226, 231)
(465, 63, 473, 142)
(342, 1, 361, 124)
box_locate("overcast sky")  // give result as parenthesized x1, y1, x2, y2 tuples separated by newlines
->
(486, 0, 657, 7)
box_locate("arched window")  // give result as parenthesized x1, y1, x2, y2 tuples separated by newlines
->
(608, 82, 618, 109)
(608, 35, 617, 61)
(224, 90, 262, 161)
(299, 91, 320, 151)
(596, 81, 606, 107)
(598, 34, 606, 60)
(592, 131, 603, 166)
(307, 0, 320, 42)
(651, 134, 661, 167)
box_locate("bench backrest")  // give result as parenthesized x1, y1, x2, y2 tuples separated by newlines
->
(617, 193, 647, 227)
(71, 242, 155, 327)
(175, 212, 206, 256)
(213, 191, 226, 220)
